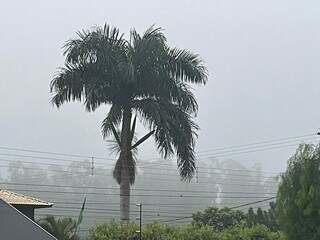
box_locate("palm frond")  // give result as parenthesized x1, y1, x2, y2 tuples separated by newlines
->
(50, 61, 117, 111)
(50, 63, 87, 107)
(129, 27, 203, 115)
(101, 104, 122, 139)
(130, 116, 137, 142)
(51, 23, 129, 112)
(133, 98, 198, 180)
(150, 79, 199, 114)
(38, 215, 78, 240)
(168, 48, 208, 84)
(64, 24, 125, 65)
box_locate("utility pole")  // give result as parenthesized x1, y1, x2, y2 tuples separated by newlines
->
(91, 157, 94, 176)
(136, 203, 142, 240)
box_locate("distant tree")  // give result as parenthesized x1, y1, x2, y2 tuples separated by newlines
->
(267, 202, 279, 231)
(276, 144, 320, 240)
(38, 215, 79, 240)
(192, 207, 246, 231)
(246, 207, 256, 227)
(50, 24, 208, 220)
(256, 208, 265, 225)
(246, 203, 279, 231)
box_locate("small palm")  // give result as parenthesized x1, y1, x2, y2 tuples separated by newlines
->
(39, 216, 78, 240)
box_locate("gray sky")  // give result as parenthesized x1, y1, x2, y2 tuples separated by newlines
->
(0, 0, 319, 173)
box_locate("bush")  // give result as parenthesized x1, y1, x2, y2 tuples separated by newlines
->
(175, 225, 218, 240)
(192, 207, 246, 231)
(219, 225, 286, 240)
(87, 221, 138, 240)
(87, 222, 285, 240)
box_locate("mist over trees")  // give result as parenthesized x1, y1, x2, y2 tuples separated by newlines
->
(1, 156, 277, 234)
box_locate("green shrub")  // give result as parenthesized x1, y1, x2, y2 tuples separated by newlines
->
(192, 207, 246, 231)
(86, 222, 286, 240)
(219, 225, 286, 240)
(174, 225, 218, 240)
(143, 222, 176, 240)
(87, 221, 138, 240)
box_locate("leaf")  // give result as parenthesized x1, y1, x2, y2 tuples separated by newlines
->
(130, 116, 137, 141)
(111, 124, 121, 147)
(131, 130, 155, 149)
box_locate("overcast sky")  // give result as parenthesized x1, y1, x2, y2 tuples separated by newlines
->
(0, 0, 319, 173)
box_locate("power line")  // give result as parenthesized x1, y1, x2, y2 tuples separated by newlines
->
(0, 160, 279, 184)
(0, 149, 280, 177)
(195, 133, 316, 154)
(4, 171, 278, 188)
(48, 206, 193, 216)
(140, 162, 279, 175)
(0, 157, 280, 182)
(0, 157, 278, 180)
(159, 197, 276, 224)
(0, 131, 317, 164)
(0, 146, 100, 160)
(230, 197, 276, 209)
(196, 142, 318, 158)
(6, 188, 274, 199)
(143, 139, 319, 163)
(1, 182, 276, 195)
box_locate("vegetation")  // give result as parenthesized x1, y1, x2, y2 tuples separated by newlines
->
(50, 24, 208, 220)
(192, 204, 279, 232)
(192, 207, 246, 231)
(246, 202, 279, 231)
(38, 215, 79, 240)
(276, 144, 320, 240)
(86, 221, 286, 240)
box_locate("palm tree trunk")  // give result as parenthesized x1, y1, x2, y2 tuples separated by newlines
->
(120, 109, 132, 221)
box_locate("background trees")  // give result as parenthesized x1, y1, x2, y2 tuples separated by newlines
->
(192, 207, 245, 231)
(276, 144, 320, 240)
(246, 202, 279, 231)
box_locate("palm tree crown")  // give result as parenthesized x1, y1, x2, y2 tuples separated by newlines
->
(50, 24, 208, 219)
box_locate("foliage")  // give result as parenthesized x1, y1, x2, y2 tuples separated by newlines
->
(276, 144, 320, 240)
(192, 207, 246, 231)
(219, 224, 286, 240)
(38, 215, 79, 240)
(50, 24, 208, 182)
(50, 23, 208, 220)
(87, 221, 138, 240)
(86, 222, 285, 240)
(174, 225, 218, 240)
(246, 202, 279, 231)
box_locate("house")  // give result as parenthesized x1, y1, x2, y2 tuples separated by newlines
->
(0, 198, 57, 240)
(0, 189, 53, 220)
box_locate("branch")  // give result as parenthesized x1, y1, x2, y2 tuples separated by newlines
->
(131, 130, 154, 149)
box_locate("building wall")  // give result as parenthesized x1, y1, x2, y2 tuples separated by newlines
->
(13, 205, 35, 220)
(0, 199, 57, 240)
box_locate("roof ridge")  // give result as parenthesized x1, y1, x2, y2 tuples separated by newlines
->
(0, 189, 52, 206)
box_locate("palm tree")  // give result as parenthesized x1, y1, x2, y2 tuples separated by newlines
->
(50, 24, 208, 220)
(38, 215, 79, 240)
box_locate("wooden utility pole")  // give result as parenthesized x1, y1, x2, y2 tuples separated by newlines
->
(136, 203, 142, 240)
(91, 157, 94, 176)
